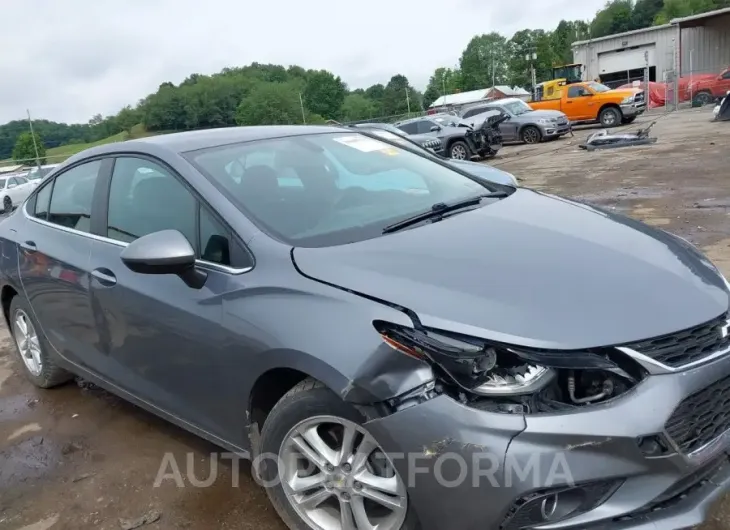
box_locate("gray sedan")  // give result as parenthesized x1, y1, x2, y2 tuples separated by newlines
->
(3, 125, 730, 530)
(461, 98, 571, 144)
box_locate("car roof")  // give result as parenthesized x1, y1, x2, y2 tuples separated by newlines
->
(63, 125, 349, 164)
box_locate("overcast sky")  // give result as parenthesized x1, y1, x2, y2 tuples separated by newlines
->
(0, 0, 607, 125)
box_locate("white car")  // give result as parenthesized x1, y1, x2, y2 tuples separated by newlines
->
(0, 175, 35, 213)
(24, 163, 60, 182)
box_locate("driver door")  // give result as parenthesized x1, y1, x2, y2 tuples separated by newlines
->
(565, 85, 595, 120)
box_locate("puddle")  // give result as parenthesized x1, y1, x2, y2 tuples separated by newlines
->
(0, 394, 35, 422)
(0, 435, 62, 489)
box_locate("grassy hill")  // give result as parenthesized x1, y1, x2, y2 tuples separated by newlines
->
(45, 124, 160, 162)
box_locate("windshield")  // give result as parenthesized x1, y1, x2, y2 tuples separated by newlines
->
(188, 132, 495, 247)
(587, 82, 611, 93)
(503, 100, 532, 115)
(432, 115, 459, 127)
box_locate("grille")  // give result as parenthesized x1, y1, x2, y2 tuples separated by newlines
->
(635, 91, 645, 103)
(622, 313, 730, 368)
(665, 372, 730, 454)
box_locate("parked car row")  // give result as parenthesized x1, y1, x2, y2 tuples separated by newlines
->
(4, 123, 730, 530)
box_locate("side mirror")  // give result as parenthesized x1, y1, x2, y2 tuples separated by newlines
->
(430, 125, 441, 132)
(120, 229, 207, 289)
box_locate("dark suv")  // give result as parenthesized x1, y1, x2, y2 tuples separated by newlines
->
(395, 113, 502, 160)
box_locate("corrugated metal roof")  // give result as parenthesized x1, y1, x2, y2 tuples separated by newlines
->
(671, 6, 730, 26)
(572, 24, 673, 47)
(429, 89, 491, 108)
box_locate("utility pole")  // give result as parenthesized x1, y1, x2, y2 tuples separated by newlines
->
(26, 109, 42, 170)
(298, 93, 306, 124)
(491, 51, 496, 89)
(405, 87, 411, 114)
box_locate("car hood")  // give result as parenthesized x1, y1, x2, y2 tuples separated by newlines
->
(523, 109, 567, 120)
(293, 189, 729, 350)
(446, 159, 517, 186)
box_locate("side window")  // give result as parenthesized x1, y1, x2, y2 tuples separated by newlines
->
(7, 177, 18, 188)
(16, 177, 28, 185)
(397, 122, 418, 135)
(568, 86, 588, 98)
(34, 182, 52, 220)
(723, 71, 730, 80)
(415, 121, 435, 134)
(464, 107, 486, 119)
(47, 160, 101, 233)
(107, 157, 196, 245)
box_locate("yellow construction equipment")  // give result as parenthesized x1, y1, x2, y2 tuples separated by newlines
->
(533, 63, 584, 102)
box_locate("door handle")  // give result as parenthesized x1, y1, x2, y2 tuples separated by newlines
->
(20, 240, 37, 252)
(91, 268, 117, 286)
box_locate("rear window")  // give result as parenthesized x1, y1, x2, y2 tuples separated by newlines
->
(187, 132, 492, 247)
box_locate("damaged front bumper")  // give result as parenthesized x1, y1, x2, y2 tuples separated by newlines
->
(364, 351, 730, 530)
(621, 102, 647, 117)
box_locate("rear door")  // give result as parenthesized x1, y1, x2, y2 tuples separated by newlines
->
(18, 159, 108, 367)
(87, 155, 253, 436)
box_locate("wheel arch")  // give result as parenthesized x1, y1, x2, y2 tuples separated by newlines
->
(598, 103, 622, 120)
(1, 284, 18, 328)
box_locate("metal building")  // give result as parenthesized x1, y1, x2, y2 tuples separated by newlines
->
(572, 7, 730, 92)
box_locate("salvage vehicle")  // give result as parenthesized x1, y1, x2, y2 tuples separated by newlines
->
(394, 113, 502, 160)
(4, 126, 730, 530)
(688, 67, 730, 106)
(352, 122, 518, 186)
(461, 98, 571, 144)
(715, 90, 730, 121)
(352, 122, 443, 153)
(530, 81, 646, 127)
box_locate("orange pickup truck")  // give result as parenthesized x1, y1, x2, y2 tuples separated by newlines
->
(529, 81, 646, 127)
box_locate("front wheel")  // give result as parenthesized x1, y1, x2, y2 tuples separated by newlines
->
(259, 379, 419, 530)
(599, 107, 621, 128)
(448, 140, 471, 160)
(693, 91, 714, 106)
(520, 126, 542, 144)
(3, 195, 12, 213)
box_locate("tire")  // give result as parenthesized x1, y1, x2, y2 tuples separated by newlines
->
(8, 295, 73, 388)
(3, 195, 12, 213)
(520, 126, 542, 144)
(693, 91, 714, 106)
(622, 116, 637, 125)
(599, 107, 621, 128)
(448, 140, 471, 160)
(259, 378, 420, 530)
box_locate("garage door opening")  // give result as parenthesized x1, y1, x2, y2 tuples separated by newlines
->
(600, 66, 657, 87)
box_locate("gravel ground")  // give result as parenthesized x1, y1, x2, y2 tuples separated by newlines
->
(1, 108, 729, 529)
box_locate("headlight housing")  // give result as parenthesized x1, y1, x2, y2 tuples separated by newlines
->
(621, 95, 635, 104)
(374, 322, 644, 407)
(536, 118, 556, 125)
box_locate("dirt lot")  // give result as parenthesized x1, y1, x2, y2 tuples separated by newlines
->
(1, 108, 729, 530)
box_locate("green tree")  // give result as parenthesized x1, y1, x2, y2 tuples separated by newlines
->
(116, 105, 140, 136)
(631, 0, 665, 27)
(340, 94, 376, 122)
(235, 82, 304, 125)
(655, 0, 719, 23)
(508, 29, 556, 88)
(302, 70, 347, 120)
(423, 68, 462, 107)
(459, 33, 509, 91)
(591, 0, 634, 38)
(12, 132, 46, 164)
(380, 75, 419, 117)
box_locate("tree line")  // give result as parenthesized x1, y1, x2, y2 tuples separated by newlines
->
(2, 0, 727, 161)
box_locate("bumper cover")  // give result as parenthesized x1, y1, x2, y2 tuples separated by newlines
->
(621, 102, 647, 117)
(364, 352, 730, 530)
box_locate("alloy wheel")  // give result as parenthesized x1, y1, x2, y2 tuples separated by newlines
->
(279, 415, 407, 530)
(601, 110, 619, 127)
(13, 309, 42, 376)
(522, 127, 540, 144)
(3, 196, 11, 212)
(450, 143, 468, 160)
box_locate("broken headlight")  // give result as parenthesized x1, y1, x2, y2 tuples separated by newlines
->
(374, 322, 645, 408)
(374, 322, 556, 396)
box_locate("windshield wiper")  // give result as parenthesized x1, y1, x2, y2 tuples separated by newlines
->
(382, 192, 508, 234)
